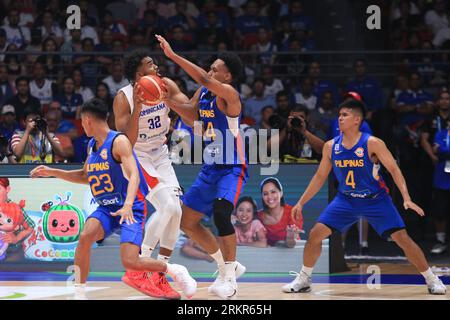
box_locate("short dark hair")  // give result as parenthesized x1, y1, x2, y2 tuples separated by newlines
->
(235, 196, 258, 218)
(217, 52, 243, 81)
(124, 49, 151, 83)
(338, 98, 366, 119)
(15, 76, 29, 86)
(276, 90, 290, 100)
(291, 104, 309, 115)
(81, 98, 108, 120)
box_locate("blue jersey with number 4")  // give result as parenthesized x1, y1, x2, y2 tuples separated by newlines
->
(86, 131, 148, 211)
(331, 132, 388, 198)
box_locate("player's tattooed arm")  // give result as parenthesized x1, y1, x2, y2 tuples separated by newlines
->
(162, 77, 199, 126)
(114, 90, 144, 147)
(368, 137, 424, 216)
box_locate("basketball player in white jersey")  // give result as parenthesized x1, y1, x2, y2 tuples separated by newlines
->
(114, 50, 196, 299)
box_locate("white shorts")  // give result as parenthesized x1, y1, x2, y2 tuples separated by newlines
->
(135, 144, 181, 199)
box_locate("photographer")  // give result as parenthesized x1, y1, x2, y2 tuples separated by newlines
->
(268, 104, 324, 162)
(10, 110, 63, 163)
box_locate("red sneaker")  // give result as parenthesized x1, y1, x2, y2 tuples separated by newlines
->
(122, 271, 165, 298)
(151, 272, 181, 300)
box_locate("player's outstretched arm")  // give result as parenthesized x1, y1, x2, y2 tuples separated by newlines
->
(111, 135, 139, 225)
(113, 89, 144, 147)
(156, 35, 240, 115)
(162, 78, 199, 126)
(30, 161, 89, 185)
(292, 140, 333, 221)
(368, 137, 424, 216)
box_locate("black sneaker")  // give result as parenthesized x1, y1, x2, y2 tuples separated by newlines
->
(430, 242, 447, 255)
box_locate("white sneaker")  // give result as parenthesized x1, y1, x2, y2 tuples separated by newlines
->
(210, 262, 238, 300)
(73, 285, 88, 300)
(166, 263, 197, 298)
(282, 271, 312, 293)
(208, 261, 246, 293)
(427, 276, 447, 295)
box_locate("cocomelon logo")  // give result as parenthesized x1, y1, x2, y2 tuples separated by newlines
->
(41, 192, 85, 243)
(34, 248, 75, 259)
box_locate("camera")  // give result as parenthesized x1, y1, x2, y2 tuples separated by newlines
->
(33, 117, 48, 132)
(291, 117, 303, 129)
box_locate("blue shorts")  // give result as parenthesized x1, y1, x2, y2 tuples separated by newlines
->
(181, 164, 248, 217)
(317, 192, 406, 239)
(87, 206, 145, 246)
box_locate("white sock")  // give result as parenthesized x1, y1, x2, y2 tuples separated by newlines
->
(157, 254, 170, 263)
(140, 244, 154, 258)
(420, 268, 435, 281)
(74, 283, 86, 294)
(301, 266, 313, 277)
(436, 232, 446, 243)
(361, 241, 368, 248)
(210, 250, 225, 267)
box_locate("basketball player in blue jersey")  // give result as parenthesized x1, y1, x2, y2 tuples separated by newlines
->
(30, 98, 196, 299)
(283, 98, 447, 295)
(156, 34, 247, 299)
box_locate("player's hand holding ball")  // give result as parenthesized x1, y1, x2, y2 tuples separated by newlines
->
(136, 74, 166, 105)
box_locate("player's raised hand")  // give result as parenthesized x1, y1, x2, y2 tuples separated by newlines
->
(111, 205, 137, 225)
(133, 83, 145, 109)
(291, 202, 303, 222)
(404, 200, 425, 217)
(30, 165, 53, 178)
(155, 34, 175, 59)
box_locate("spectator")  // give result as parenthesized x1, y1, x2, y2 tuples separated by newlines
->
(2, 2, 34, 28)
(36, 37, 62, 80)
(287, 0, 314, 36)
(47, 101, 78, 140)
(268, 104, 323, 161)
(102, 64, 129, 98)
(259, 105, 275, 130)
(295, 77, 317, 111)
(0, 105, 20, 142)
(257, 177, 303, 248)
(46, 109, 74, 163)
(389, 74, 410, 110)
(29, 62, 56, 111)
(101, 10, 128, 42)
(198, 10, 230, 46)
(128, 29, 147, 52)
(0, 29, 7, 62)
(72, 131, 90, 163)
(79, 0, 100, 26)
(250, 27, 278, 66)
(3, 44, 26, 81)
(60, 29, 83, 64)
(274, 90, 292, 120)
(73, 38, 99, 90)
(432, 14, 450, 48)
(0, 133, 15, 163)
(63, 12, 99, 45)
(424, 0, 448, 36)
(167, 0, 198, 33)
(308, 90, 337, 141)
(273, 15, 292, 52)
(0, 63, 16, 107)
(6, 76, 40, 123)
(169, 25, 195, 52)
(72, 68, 95, 103)
(429, 117, 450, 254)
(10, 109, 64, 163)
(94, 29, 115, 71)
(1, 9, 30, 49)
(244, 78, 276, 126)
(307, 61, 340, 107)
(54, 77, 83, 120)
(232, 196, 267, 248)
(106, 0, 137, 22)
(95, 82, 115, 129)
(38, 10, 64, 46)
(346, 59, 384, 120)
(261, 66, 284, 98)
(235, 0, 272, 49)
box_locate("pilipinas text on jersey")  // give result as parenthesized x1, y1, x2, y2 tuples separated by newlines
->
(331, 132, 388, 198)
(197, 87, 247, 166)
(86, 131, 148, 210)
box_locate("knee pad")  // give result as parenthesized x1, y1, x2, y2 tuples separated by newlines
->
(213, 198, 235, 237)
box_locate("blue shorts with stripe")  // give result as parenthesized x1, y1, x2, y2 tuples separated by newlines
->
(181, 164, 248, 217)
(317, 192, 405, 239)
(87, 205, 145, 246)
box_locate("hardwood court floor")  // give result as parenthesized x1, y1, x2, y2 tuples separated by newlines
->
(1, 263, 449, 300)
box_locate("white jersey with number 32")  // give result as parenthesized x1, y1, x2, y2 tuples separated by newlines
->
(119, 84, 171, 153)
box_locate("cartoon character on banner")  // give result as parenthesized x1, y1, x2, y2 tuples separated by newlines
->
(0, 200, 26, 261)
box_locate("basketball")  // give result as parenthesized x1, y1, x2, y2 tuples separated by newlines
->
(137, 75, 165, 105)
